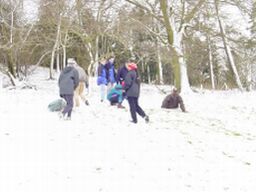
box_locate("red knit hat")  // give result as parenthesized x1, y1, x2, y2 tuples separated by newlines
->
(127, 62, 137, 70)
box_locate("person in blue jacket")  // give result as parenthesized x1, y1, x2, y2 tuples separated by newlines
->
(105, 56, 116, 92)
(97, 58, 107, 102)
(107, 84, 125, 108)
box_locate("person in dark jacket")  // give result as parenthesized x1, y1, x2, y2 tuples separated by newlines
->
(124, 62, 149, 124)
(161, 88, 186, 112)
(116, 62, 129, 87)
(107, 84, 125, 108)
(58, 58, 79, 120)
(117, 61, 129, 102)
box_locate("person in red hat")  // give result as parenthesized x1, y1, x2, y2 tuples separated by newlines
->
(123, 62, 149, 124)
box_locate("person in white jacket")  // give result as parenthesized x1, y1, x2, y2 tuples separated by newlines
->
(71, 58, 89, 107)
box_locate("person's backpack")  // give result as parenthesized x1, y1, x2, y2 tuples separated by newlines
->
(48, 98, 66, 112)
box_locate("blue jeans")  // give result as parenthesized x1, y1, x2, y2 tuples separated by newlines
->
(100, 84, 106, 101)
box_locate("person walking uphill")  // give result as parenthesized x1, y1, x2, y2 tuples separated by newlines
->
(124, 62, 149, 124)
(58, 58, 79, 120)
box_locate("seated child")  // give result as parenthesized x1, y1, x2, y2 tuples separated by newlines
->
(107, 84, 125, 108)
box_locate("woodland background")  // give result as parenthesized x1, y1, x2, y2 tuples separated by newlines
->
(0, 0, 255, 92)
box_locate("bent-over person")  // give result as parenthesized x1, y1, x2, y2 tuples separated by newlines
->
(161, 88, 186, 112)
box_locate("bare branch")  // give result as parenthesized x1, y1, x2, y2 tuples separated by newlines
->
(125, 0, 163, 24)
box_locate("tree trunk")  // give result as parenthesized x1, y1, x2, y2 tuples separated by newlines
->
(180, 55, 191, 93)
(173, 31, 191, 93)
(86, 43, 95, 76)
(62, 45, 66, 69)
(147, 64, 151, 84)
(160, 0, 191, 93)
(246, 63, 252, 91)
(8, 2, 15, 77)
(62, 31, 68, 69)
(128, 29, 135, 59)
(208, 36, 215, 89)
(94, 35, 99, 76)
(141, 58, 145, 82)
(7, 51, 15, 78)
(214, 0, 243, 90)
(156, 37, 164, 84)
(226, 45, 243, 90)
(49, 16, 61, 79)
(56, 50, 60, 73)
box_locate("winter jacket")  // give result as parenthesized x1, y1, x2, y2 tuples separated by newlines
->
(107, 84, 123, 103)
(161, 93, 186, 112)
(124, 69, 140, 98)
(117, 65, 129, 85)
(105, 61, 116, 84)
(74, 65, 88, 83)
(58, 66, 79, 95)
(97, 64, 107, 85)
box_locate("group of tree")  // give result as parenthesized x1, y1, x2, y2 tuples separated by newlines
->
(0, 0, 255, 92)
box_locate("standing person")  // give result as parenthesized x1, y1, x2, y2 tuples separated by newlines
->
(116, 61, 129, 87)
(105, 56, 116, 92)
(58, 58, 79, 120)
(124, 62, 149, 124)
(116, 61, 129, 105)
(73, 61, 89, 106)
(97, 58, 107, 102)
(161, 88, 186, 112)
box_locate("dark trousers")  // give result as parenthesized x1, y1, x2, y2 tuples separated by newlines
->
(60, 94, 74, 117)
(109, 95, 119, 105)
(127, 97, 146, 123)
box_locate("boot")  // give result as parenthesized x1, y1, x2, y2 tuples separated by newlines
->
(117, 103, 125, 109)
(144, 115, 149, 123)
(85, 100, 89, 106)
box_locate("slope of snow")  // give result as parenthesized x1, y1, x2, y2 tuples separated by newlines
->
(0, 67, 256, 192)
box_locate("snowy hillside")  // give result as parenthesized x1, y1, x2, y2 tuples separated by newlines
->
(0, 67, 256, 192)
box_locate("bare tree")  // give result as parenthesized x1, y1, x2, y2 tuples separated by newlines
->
(214, 0, 243, 90)
(125, 0, 205, 93)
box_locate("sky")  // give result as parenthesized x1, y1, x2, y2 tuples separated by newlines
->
(23, 0, 39, 21)
(222, 4, 251, 37)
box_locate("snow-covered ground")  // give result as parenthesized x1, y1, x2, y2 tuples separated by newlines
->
(0, 67, 256, 192)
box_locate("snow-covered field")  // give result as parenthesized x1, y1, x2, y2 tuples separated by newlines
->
(0, 67, 256, 192)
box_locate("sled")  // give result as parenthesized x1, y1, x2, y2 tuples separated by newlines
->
(48, 98, 66, 112)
